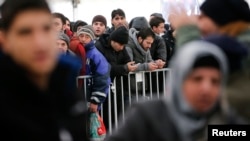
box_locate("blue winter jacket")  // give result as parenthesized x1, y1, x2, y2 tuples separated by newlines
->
(84, 41, 111, 105)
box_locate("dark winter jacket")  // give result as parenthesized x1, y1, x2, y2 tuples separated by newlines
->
(150, 35, 167, 62)
(96, 38, 131, 81)
(0, 53, 89, 141)
(84, 41, 111, 104)
(162, 28, 175, 62)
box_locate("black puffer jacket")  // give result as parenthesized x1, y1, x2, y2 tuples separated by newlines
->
(96, 33, 131, 81)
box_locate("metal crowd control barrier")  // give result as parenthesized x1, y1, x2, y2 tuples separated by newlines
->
(77, 68, 171, 134)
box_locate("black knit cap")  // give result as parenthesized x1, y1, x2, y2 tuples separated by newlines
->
(200, 0, 250, 26)
(110, 26, 129, 45)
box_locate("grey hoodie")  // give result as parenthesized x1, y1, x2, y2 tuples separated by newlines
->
(126, 28, 153, 71)
(165, 40, 228, 141)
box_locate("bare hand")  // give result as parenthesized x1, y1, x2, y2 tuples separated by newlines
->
(127, 61, 138, 72)
(89, 103, 98, 113)
(148, 62, 158, 71)
(155, 59, 166, 69)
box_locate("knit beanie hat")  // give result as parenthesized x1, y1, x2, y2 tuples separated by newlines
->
(92, 15, 107, 27)
(110, 26, 129, 45)
(58, 32, 70, 48)
(77, 25, 96, 40)
(73, 20, 88, 32)
(200, 0, 250, 26)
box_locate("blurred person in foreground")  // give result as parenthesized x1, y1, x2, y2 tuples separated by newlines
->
(0, 0, 88, 140)
(105, 41, 246, 141)
(171, 0, 250, 121)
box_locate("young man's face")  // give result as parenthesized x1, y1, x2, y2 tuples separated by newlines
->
(56, 39, 68, 54)
(183, 67, 221, 113)
(153, 23, 165, 35)
(111, 40, 124, 52)
(53, 17, 64, 32)
(92, 22, 106, 37)
(65, 20, 71, 31)
(1, 10, 58, 76)
(112, 15, 126, 29)
(138, 36, 154, 51)
(198, 12, 219, 37)
(78, 33, 91, 45)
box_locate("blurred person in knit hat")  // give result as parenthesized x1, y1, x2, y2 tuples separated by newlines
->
(92, 15, 107, 39)
(170, 0, 250, 121)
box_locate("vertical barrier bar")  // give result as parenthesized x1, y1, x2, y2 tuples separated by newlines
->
(149, 72, 153, 99)
(121, 76, 125, 121)
(142, 72, 146, 97)
(108, 84, 112, 134)
(112, 79, 118, 129)
(163, 70, 167, 96)
(84, 78, 87, 101)
(135, 74, 139, 102)
(156, 71, 160, 99)
(128, 74, 132, 106)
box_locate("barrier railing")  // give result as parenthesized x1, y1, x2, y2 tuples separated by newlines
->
(77, 68, 171, 134)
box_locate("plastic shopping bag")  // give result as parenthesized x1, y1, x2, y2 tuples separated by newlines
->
(88, 112, 106, 141)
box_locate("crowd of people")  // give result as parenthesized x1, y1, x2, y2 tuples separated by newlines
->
(0, 0, 249, 140)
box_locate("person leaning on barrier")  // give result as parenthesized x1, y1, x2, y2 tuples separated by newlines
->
(0, 0, 89, 140)
(126, 27, 163, 71)
(105, 41, 247, 141)
(96, 25, 137, 131)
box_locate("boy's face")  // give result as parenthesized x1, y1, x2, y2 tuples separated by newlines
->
(78, 33, 91, 45)
(1, 10, 58, 76)
(56, 39, 68, 54)
(182, 67, 221, 113)
(92, 22, 106, 36)
(153, 23, 165, 35)
(111, 15, 126, 29)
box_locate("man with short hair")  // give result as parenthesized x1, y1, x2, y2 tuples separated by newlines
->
(52, 12, 66, 32)
(0, 0, 88, 140)
(150, 16, 166, 36)
(106, 8, 126, 34)
(92, 15, 107, 38)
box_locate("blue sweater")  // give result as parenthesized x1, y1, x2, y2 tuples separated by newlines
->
(84, 41, 111, 104)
